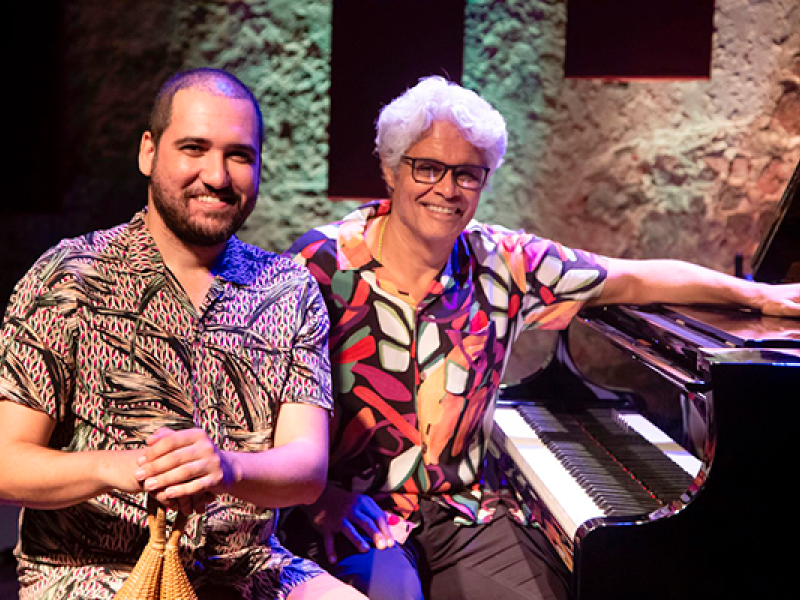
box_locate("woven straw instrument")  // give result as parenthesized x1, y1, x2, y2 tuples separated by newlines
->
(114, 497, 198, 600)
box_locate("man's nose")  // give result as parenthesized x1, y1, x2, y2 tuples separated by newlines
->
(433, 169, 459, 198)
(200, 153, 231, 190)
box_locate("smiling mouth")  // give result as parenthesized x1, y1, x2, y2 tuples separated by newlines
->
(191, 194, 235, 206)
(421, 202, 461, 216)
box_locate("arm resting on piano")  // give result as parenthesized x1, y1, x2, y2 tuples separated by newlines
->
(592, 258, 800, 317)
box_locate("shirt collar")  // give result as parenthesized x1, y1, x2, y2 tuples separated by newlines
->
(120, 210, 166, 274)
(213, 236, 264, 286)
(120, 209, 255, 286)
(336, 199, 390, 271)
(335, 199, 473, 296)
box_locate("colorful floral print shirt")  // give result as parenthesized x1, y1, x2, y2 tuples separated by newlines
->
(288, 200, 607, 530)
(0, 211, 331, 599)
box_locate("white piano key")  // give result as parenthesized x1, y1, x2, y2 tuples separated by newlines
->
(493, 407, 604, 538)
(616, 413, 702, 477)
(494, 405, 703, 541)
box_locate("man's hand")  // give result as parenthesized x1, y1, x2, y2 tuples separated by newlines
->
(305, 484, 395, 563)
(135, 404, 330, 513)
(756, 283, 800, 317)
(135, 427, 231, 514)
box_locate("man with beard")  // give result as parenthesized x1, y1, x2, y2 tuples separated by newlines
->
(0, 69, 365, 600)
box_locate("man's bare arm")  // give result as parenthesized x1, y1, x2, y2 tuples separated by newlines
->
(592, 258, 800, 316)
(0, 400, 143, 509)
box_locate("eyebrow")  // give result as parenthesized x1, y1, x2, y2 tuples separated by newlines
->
(173, 136, 209, 147)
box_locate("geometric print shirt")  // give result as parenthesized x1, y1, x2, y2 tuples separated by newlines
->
(287, 200, 606, 530)
(0, 211, 332, 598)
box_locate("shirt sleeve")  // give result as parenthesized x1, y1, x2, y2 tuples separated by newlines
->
(520, 235, 607, 330)
(0, 247, 77, 419)
(473, 224, 608, 331)
(282, 269, 333, 413)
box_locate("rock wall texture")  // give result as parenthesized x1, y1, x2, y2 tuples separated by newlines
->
(465, 0, 800, 274)
(167, 1, 344, 246)
(1, 0, 798, 301)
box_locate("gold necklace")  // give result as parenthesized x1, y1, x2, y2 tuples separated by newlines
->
(377, 215, 389, 263)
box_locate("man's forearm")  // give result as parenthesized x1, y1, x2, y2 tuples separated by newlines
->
(596, 258, 769, 309)
(219, 438, 327, 508)
(217, 403, 330, 508)
(0, 443, 141, 509)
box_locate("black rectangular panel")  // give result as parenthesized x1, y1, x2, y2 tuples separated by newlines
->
(328, 0, 465, 199)
(565, 0, 715, 80)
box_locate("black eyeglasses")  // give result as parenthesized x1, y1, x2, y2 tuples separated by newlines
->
(401, 156, 490, 190)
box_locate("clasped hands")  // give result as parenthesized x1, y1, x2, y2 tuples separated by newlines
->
(133, 427, 235, 515)
(129, 428, 400, 559)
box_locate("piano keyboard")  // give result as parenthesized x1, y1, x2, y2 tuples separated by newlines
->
(493, 404, 702, 541)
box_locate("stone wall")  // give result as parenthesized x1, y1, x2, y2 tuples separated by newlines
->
(3, 0, 797, 306)
(167, 1, 344, 246)
(465, 0, 800, 274)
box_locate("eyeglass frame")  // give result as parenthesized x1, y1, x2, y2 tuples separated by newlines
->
(400, 155, 490, 190)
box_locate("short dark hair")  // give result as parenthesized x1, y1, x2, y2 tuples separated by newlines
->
(148, 68, 264, 148)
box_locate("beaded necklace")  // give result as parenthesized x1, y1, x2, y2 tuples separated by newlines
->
(377, 215, 389, 263)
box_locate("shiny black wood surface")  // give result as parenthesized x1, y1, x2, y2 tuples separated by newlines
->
(572, 358, 798, 599)
(501, 305, 800, 599)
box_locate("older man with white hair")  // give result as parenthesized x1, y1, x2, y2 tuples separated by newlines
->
(284, 76, 800, 600)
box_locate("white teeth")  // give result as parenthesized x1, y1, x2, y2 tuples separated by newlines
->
(195, 195, 224, 204)
(424, 204, 457, 214)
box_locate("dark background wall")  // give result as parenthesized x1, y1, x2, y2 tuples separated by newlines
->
(3, 0, 799, 311)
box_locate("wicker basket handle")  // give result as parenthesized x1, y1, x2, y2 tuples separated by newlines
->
(113, 497, 197, 600)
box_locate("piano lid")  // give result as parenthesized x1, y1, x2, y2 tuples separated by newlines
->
(752, 154, 800, 284)
(699, 345, 800, 365)
(584, 304, 800, 347)
(659, 304, 800, 348)
(579, 304, 800, 390)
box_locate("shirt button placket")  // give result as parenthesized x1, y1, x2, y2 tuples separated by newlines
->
(190, 316, 205, 427)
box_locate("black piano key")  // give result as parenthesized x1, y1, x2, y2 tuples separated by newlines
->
(516, 405, 693, 517)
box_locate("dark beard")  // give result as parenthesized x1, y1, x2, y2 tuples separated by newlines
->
(149, 176, 253, 248)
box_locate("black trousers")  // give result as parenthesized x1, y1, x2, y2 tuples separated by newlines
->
(281, 499, 572, 600)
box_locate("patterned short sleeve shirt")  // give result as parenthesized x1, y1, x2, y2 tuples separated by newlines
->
(0, 211, 331, 598)
(288, 200, 607, 528)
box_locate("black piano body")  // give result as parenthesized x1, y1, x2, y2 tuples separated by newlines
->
(494, 304, 800, 599)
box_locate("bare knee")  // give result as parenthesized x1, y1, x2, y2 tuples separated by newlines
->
(287, 572, 367, 600)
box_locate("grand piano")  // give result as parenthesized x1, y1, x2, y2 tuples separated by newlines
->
(490, 158, 800, 599)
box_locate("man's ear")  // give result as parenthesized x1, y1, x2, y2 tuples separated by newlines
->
(382, 165, 396, 194)
(138, 131, 156, 177)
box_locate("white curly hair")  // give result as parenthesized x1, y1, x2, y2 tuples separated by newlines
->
(375, 76, 508, 178)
